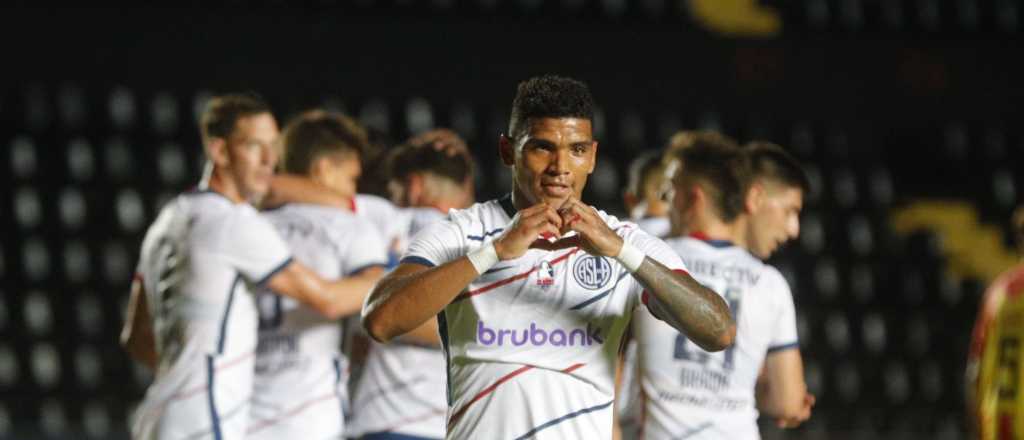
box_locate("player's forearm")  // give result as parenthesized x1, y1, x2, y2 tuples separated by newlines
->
(315, 267, 386, 320)
(757, 383, 807, 420)
(123, 332, 159, 371)
(632, 257, 735, 352)
(121, 280, 158, 370)
(395, 319, 442, 347)
(756, 351, 811, 421)
(264, 174, 350, 210)
(362, 260, 479, 343)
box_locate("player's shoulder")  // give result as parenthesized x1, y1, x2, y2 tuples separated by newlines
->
(354, 193, 397, 217)
(404, 207, 446, 235)
(634, 216, 671, 238)
(179, 189, 236, 216)
(446, 197, 506, 227)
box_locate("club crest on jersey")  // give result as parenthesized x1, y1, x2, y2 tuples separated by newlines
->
(536, 260, 555, 287)
(573, 255, 613, 290)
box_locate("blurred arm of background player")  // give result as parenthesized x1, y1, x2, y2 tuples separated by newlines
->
(263, 128, 477, 211)
(755, 349, 815, 428)
(121, 276, 157, 369)
(120, 263, 384, 369)
(264, 174, 351, 210)
(267, 263, 385, 320)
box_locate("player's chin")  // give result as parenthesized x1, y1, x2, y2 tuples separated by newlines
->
(538, 194, 570, 208)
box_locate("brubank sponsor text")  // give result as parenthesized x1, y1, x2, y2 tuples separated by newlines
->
(477, 321, 604, 347)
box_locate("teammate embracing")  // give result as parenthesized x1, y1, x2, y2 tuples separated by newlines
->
(631, 139, 814, 439)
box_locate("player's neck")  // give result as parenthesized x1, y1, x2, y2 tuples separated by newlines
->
(689, 214, 742, 246)
(205, 168, 246, 204)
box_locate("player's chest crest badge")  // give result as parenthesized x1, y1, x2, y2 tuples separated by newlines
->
(573, 255, 613, 290)
(536, 260, 555, 288)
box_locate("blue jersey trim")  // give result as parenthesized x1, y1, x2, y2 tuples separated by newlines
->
(767, 341, 800, 353)
(206, 355, 223, 440)
(569, 271, 629, 310)
(466, 228, 504, 242)
(437, 311, 452, 407)
(254, 256, 294, 287)
(361, 432, 439, 440)
(216, 275, 241, 354)
(512, 400, 614, 440)
(400, 256, 436, 268)
(334, 358, 347, 423)
(347, 262, 389, 277)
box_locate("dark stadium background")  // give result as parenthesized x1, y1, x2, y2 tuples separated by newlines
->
(2, 2, 1022, 439)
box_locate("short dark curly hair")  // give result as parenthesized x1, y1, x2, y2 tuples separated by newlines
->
(508, 75, 595, 139)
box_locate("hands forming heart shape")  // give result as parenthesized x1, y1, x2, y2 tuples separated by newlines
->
(493, 197, 624, 260)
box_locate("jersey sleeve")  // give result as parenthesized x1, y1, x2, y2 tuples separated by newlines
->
(400, 214, 467, 268)
(762, 267, 800, 352)
(343, 218, 390, 275)
(618, 225, 689, 318)
(224, 210, 293, 285)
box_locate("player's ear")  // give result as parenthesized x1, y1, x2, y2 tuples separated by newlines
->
(623, 189, 638, 212)
(587, 141, 598, 174)
(498, 134, 515, 166)
(691, 185, 706, 211)
(308, 156, 332, 186)
(745, 181, 764, 214)
(206, 137, 230, 168)
(407, 173, 424, 205)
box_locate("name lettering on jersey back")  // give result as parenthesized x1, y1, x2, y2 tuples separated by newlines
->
(476, 321, 604, 347)
(680, 257, 760, 286)
(272, 217, 342, 254)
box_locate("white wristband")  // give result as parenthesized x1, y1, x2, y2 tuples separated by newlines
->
(615, 242, 645, 273)
(467, 242, 500, 275)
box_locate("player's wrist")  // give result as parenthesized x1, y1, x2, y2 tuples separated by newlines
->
(615, 241, 645, 273)
(467, 242, 500, 274)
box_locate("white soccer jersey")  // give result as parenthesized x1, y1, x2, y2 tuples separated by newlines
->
(634, 216, 670, 239)
(403, 195, 688, 440)
(130, 190, 293, 440)
(246, 203, 387, 440)
(347, 204, 450, 439)
(633, 235, 799, 440)
(354, 194, 406, 267)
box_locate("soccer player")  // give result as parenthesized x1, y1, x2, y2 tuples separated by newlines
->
(660, 130, 740, 238)
(631, 139, 813, 439)
(623, 151, 671, 238)
(120, 95, 380, 440)
(246, 110, 388, 440)
(967, 205, 1024, 439)
(361, 75, 735, 439)
(347, 142, 475, 440)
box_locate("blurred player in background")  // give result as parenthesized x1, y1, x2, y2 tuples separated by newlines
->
(623, 151, 671, 238)
(246, 110, 388, 439)
(967, 205, 1024, 440)
(615, 131, 741, 436)
(661, 130, 740, 238)
(362, 75, 734, 439)
(630, 139, 813, 439)
(120, 95, 385, 440)
(347, 141, 475, 440)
